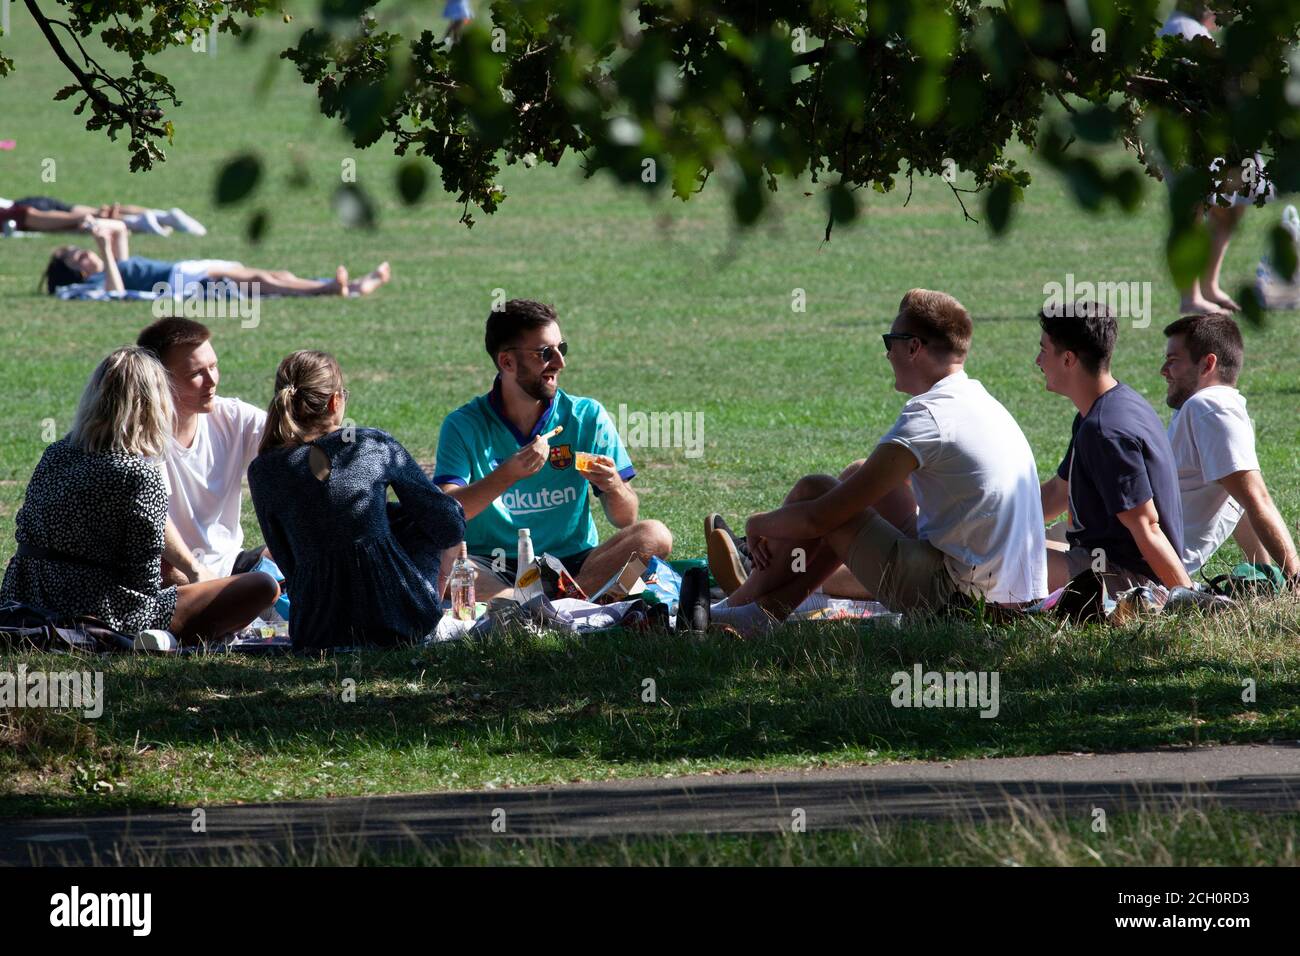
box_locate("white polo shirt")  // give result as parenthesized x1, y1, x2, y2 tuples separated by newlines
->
(1167, 385, 1259, 573)
(880, 370, 1048, 604)
(161, 396, 266, 576)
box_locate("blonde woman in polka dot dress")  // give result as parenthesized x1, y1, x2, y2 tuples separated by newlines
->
(1, 348, 279, 643)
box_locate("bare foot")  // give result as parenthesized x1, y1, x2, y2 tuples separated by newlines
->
(1179, 294, 1224, 317)
(334, 265, 349, 296)
(1203, 285, 1242, 311)
(349, 261, 391, 297)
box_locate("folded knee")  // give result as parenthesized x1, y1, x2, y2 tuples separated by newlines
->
(633, 519, 673, 556)
(838, 458, 868, 480)
(789, 473, 836, 501)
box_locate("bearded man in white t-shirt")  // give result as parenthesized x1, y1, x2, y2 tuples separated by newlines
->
(1161, 315, 1299, 590)
(708, 289, 1048, 634)
(137, 318, 269, 585)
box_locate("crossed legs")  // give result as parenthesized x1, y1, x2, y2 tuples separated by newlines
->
(727, 459, 918, 619)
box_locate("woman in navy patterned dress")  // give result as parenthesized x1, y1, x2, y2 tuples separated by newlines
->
(248, 350, 466, 649)
(1, 348, 278, 641)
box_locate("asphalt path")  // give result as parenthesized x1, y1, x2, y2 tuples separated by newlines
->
(2, 742, 1297, 864)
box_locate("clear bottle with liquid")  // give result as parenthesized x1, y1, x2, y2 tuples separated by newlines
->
(449, 542, 477, 621)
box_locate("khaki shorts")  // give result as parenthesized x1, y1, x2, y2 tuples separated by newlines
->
(1046, 522, 1154, 592)
(844, 511, 958, 611)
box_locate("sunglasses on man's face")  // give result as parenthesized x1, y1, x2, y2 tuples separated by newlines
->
(508, 341, 569, 364)
(882, 332, 925, 353)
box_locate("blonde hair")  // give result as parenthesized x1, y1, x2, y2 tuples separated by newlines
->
(68, 346, 174, 457)
(260, 350, 345, 454)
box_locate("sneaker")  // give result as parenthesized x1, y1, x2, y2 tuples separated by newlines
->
(705, 513, 752, 565)
(162, 207, 208, 236)
(708, 527, 749, 595)
(134, 629, 179, 652)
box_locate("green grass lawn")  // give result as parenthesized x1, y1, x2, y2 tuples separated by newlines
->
(1, 13, 1298, 821)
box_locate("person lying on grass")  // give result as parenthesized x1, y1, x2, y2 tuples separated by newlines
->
(0, 348, 278, 643)
(1, 194, 205, 236)
(1038, 303, 1191, 593)
(39, 218, 391, 297)
(708, 289, 1048, 636)
(1160, 314, 1300, 591)
(432, 298, 673, 599)
(137, 317, 273, 586)
(248, 351, 466, 650)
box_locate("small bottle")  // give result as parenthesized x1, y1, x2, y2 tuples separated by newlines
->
(515, 528, 541, 601)
(449, 543, 477, 621)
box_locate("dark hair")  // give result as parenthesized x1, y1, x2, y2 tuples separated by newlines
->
(137, 317, 213, 365)
(1163, 314, 1244, 385)
(1038, 303, 1117, 375)
(896, 289, 972, 358)
(485, 299, 558, 370)
(39, 247, 84, 295)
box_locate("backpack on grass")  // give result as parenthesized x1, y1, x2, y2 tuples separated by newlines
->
(1202, 562, 1286, 598)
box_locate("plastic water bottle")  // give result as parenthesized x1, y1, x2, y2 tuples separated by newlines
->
(515, 528, 542, 602)
(449, 542, 477, 621)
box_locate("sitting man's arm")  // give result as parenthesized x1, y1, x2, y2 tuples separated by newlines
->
(1115, 499, 1192, 589)
(1218, 469, 1300, 582)
(586, 456, 638, 528)
(1041, 475, 1069, 524)
(438, 434, 550, 521)
(162, 516, 214, 583)
(747, 442, 918, 541)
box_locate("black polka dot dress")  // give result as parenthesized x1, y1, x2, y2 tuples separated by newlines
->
(1, 437, 178, 633)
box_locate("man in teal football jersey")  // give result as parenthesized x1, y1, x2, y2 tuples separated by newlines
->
(434, 299, 672, 597)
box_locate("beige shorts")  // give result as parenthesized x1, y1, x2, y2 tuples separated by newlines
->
(843, 511, 957, 611)
(1046, 522, 1154, 592)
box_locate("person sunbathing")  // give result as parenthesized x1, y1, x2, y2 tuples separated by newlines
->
(1, 195, 205, 236)
(39, 218, 391, 297)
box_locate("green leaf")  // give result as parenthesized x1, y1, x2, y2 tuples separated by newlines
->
(1166, 222, 1211, 290)
(827, 183, 858, 225)
(397, 161, 428, 205)
(246, 209, 269, 244)
(214, 153, 262, 205)
(986, 179, 1014, 235)
(1269, 224, 1298, 282)
(1236, 284, 1264, 329)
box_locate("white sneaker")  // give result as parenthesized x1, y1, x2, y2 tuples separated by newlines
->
(122, 211, 171, 236)
(134, 629, 180, 652)
(162, 207, 207, 236)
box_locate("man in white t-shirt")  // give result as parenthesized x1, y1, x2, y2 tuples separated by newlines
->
(1161, 315, 1299, 589)
(137, 318, 269, 584)
(708, 289, 1048, 634)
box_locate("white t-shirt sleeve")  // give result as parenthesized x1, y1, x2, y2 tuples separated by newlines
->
(1190, 401, 1258, 484)
(880, 404, 941, 469)
(233, 398, 268, 468)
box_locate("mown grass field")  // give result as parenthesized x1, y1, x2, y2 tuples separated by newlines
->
(1, 8, 1298, 847)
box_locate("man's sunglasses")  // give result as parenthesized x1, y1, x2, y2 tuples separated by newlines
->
(882, 332, 925, 352)
(507, 341, 569, 364)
